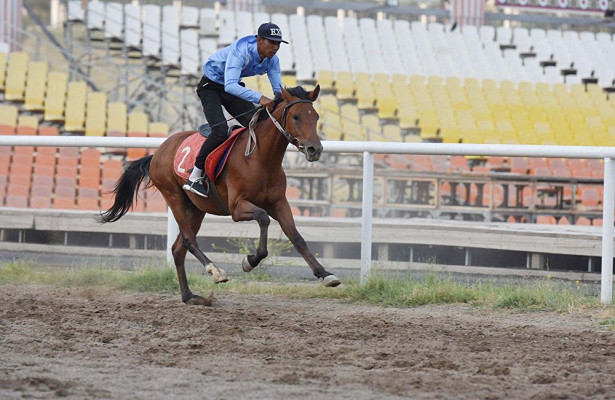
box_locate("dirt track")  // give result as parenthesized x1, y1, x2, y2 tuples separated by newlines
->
(1, 284, 615, 399)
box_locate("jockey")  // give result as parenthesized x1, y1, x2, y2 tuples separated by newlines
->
(183, 22, 288, 198)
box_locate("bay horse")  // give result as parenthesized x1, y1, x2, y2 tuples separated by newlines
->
(99, 85, 340, 305)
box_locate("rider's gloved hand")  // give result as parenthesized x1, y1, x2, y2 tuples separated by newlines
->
(259, 95, 275, 111)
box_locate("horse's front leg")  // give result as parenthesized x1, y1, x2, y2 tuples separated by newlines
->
(231, 200, 270, 272)
(271, 199, 340, 287)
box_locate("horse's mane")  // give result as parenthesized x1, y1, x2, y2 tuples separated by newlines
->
(256, 86, 310, 123)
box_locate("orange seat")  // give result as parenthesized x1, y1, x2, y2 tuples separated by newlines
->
(38, 126, 59, 136)
(580, 187, 601, 210)
(7, 183, 29, 197)
(16, 126, 37, 135)
(536, 215, 557, 224)
(509, 157, 529, 175)
(79, 167, 100, 189)
(575, 216, 591, 226)
(286, 186, 300, 199)
(30, 195, 52, 209)
(5, 194, 28, 208)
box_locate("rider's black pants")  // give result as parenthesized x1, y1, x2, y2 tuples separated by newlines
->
(194, 76, 257, 171)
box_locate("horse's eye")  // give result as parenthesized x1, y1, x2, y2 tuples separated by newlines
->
(292, 114, 299, 121)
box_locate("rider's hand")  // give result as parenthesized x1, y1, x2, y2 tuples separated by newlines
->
(259, 95, 274, 111)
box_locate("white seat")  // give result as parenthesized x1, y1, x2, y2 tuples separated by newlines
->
(199, 38, 217, 62)
(199, 8, 217, 37)
(87, 1, 105, 31)
(377, 18, 404, 75)
(180, 29, 200, 76)
(479, 25, 495, 43)
(343, 17, 368, 74)
(307, 15, 332, 72)
(180, 6, 199, 29)
(235, 11, 254, 39)
(217, 9, 236, 46)
(253, 12, 270, 27)
(161, 5, 180, 66)
(496, 26, 513, 45)
(124, 3, 141, 49)
(104, 2, 123, 40)
(289, 14, 314, 80)
(512, 27, 531, 53)
(67, 0, 85, 22)
(394, 19, 423, 75)
(271, 13, 294, 72)
(142, 5, 161, 58)
(324, 16, 349, 73)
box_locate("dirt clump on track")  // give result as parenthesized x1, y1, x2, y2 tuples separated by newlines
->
(1, 284, 615, 399)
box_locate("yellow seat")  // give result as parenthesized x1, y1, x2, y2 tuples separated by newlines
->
(316, 70, 334, 92)
(107, 102, 127, 135)
(17, 115, 39, 130)
(335, 71, 354, 100)
(64, 81, 88, 132)
(281, 74, 296, 87)
(24, 61, 48, 112)
(0, 104, 18, 128)
(5, 52, 29, 101)
(320, 113, 343, 141)
(361, 113, 381, 140)
(128, 111, 149, 135)
(257, 74, 273, 98)
(316, 94, 339, 115)
(0, 52, 7, 90)
(397, 97, 418, 130)
(149, 122, 169, 137)
(43, 71, 68, 122)
(85, 92, 107, 136)
(355, 73, 375, 110)
(340, 103, 361, 140)
(383, 124, 403, 142)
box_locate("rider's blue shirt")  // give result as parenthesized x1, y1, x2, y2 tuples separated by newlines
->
(203, 35, 282, 103)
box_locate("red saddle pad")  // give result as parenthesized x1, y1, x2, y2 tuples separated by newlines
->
(173, 127, 246, 182)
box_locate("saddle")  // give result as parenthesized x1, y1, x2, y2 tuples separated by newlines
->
(173, 126, 246, 182)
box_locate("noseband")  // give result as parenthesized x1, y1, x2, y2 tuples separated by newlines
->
(266, 99, 314, 145)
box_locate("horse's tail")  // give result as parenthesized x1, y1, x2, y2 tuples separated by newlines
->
(98, 155, 154, 223)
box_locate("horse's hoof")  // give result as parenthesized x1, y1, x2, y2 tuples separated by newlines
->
(213, 269, 229, 284)
(321, 275, 341, 287)
(242, 256, 254, 272)
(185, 292, 215, 306)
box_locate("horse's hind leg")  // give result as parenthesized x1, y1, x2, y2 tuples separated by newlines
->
(171, 233, 212, 305)
(164, 190, 228, 291)
(241, 208, 271, 272)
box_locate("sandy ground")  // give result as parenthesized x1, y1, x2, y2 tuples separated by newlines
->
(1, 284, 615, 400)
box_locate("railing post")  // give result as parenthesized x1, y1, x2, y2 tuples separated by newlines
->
(601, 158, 615, 304)
(361, 151, 374, 284)
(166, 207, 179, 265)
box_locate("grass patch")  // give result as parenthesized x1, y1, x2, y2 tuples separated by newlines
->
(0, 260, 610, 313)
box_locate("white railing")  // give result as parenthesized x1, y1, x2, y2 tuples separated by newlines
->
(1, 135, 614, 304)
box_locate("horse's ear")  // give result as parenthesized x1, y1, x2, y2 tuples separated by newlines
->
(280, 86, 293, 102)
(307, 85, 320, 102)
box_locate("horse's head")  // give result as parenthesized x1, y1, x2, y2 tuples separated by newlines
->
(277, 85, 322, 162)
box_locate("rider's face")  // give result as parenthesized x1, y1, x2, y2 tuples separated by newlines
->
(257, 37, 281, 60)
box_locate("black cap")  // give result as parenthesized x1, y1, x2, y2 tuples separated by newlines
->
(257, 22, 288, 44)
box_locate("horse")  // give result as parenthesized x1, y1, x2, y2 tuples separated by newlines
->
(99, 85, 340, 305)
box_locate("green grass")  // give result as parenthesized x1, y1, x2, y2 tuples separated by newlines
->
(0, 260, 612, 315)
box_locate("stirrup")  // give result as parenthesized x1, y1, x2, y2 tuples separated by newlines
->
(183, 177, 209, 198)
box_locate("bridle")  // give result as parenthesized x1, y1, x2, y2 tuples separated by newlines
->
(245, 99, 314, 156)
(266, 99, 314, 147)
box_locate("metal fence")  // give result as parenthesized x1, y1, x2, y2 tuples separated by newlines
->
(1, 135, 614, 303)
